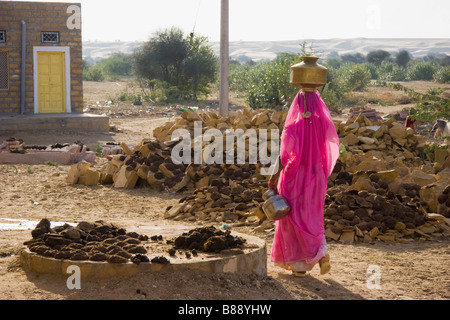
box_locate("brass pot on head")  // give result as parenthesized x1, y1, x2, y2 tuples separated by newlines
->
(290, 56, 328, 118)
(290, 56, 327, 91)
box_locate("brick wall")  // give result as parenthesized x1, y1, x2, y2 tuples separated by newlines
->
(0, 1, 83, 114)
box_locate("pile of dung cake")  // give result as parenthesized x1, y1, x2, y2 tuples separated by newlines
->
(23, 219, 248, 264)
(23, 219, 156, 264)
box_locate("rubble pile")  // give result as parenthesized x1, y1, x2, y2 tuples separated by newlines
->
(322, 112, 450, 243)
(67, 139, 191, 191)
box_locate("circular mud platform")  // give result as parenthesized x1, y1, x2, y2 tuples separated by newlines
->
(20, 221, 266, 279)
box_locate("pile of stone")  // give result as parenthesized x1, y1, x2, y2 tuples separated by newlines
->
(23, 219, 152, 264)
(346, 108, 383, 122)
(153, 108, 288, 143)
(336, 113, 431, 170)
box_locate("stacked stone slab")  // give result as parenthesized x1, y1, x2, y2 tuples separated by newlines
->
(153, 108, 288, 143)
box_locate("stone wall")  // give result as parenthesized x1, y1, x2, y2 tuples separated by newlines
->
(0, 1, 83, 114)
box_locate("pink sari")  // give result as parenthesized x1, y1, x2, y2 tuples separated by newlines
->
(271, 90, 339, 271)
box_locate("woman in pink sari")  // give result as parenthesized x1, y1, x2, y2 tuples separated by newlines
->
(268, 89, 339, 277)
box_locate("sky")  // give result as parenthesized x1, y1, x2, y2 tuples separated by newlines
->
(5, 0, 450, 42)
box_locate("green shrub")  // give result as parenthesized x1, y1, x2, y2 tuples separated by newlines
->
(372, 80, 387, 87)
(99, 53, 132, 79)
(337, 63, 371, 91)
(406, 61, 438, 81)
(377, 62, 407, 81)
(433, 66, 450, 83)
(83, 65, 105, 82)
(230, 53, 299, 109)
(130, 93, 143, 106)
(364, 63, 379, 80)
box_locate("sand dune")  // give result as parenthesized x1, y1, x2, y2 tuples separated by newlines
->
(83, 38, 450, 62)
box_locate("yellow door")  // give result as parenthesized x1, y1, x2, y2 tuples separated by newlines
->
(37, 52, 66, 113)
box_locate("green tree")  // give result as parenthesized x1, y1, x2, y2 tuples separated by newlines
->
(341, 53, 366, 64)
(366, 50, 391, 66)
(133, 27, 218, 101)
(395, 50, 411, 68)
(133, 27, 188, 87)
(183, 35, 218, 101)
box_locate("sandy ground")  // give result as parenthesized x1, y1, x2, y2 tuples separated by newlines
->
(0, 80, 449, 301)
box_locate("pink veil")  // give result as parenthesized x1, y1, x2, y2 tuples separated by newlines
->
(271, 90, 339, 268)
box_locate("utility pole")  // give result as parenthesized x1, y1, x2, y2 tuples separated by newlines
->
(219, 0, 229, 116)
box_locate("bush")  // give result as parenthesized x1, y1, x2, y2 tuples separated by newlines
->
(83, 65, 105, 82)
(98, 53, 132, 80)
(406, 61, 438, 81)
(230, 52, 355, 111)
(377, 62, 407, 81)
(433, 66, 450, 83)
(337, 63, 371, 91)
(230, 53, 299, 109)
(395, 50, 411, 68)
(364, 63, 379, 80)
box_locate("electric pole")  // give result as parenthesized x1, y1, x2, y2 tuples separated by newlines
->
(219, 0, 229, 116)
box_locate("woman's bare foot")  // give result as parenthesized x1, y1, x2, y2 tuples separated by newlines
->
(319, 253, 330, 275)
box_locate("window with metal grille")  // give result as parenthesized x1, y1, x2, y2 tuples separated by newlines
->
(0, 51, 9, 90)
(0, 31, 5, 43)
(41, 31, 60, 44)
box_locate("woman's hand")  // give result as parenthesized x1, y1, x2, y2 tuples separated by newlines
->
(267, 157, 282, 191)
(268, 172, 279, 190)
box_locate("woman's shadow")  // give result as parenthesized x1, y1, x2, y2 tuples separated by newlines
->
(277, 272, 366, 300)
